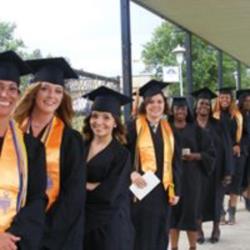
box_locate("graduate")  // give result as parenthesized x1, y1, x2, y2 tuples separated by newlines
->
(126, 80, 181, 250)
(192, 87, 233, 243)
(213, 87, 243, 224)
(82, 86, 134, 250)
(236, 89, 250, 211)
(14, 57, 85, 250)
(169, 97, 215, 250)
(0, 51, 46, 250)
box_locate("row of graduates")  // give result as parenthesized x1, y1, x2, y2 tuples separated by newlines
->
(0, 50, 249, 250)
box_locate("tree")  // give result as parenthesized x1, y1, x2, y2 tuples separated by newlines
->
(0, 21, 46, 90)
(142, 22, 250, 95)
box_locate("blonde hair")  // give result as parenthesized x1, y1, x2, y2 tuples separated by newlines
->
(15, 82, 74, 127)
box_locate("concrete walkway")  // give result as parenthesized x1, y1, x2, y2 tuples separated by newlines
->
(175, 199, 250, 250)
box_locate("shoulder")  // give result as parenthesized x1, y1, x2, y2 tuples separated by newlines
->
(62, 127, 85, 153)
(112, 139, 130, 160)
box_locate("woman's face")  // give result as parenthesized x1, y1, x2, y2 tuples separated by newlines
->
(219, 94, 232, 109)
(90, 110, 116, 139)
(35, 82, 64, 115)
(243, 96, 250, 112)
(145, 93, 165, 119)
(196, 98, 211, 116)
(173, 105, 188, 122)
(0, 80, 19, 118)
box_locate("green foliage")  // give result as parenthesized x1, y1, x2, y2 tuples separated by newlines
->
(0, 20, 47, 91)
(142, 22, 249, 95)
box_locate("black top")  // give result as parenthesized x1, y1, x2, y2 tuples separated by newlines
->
(41, 127, 85, 250)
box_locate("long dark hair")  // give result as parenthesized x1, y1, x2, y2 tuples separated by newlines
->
(82, 113, 127, 144)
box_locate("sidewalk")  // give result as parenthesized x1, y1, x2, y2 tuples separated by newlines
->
(176, 199, 250, 250)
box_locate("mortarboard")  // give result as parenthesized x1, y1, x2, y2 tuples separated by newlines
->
(191, 87, 217, 100)
(0, 50, 31, 85)
(83, 86, 132, 116)
(236, 89, 250, 100)
(217, 86, 235, 95)
(26, 57, 78, 86)
(139, 79, 169, 98)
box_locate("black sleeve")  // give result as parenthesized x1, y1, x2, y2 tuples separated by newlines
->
(172, 139, 182, 197)
(8, 135, 47, 250)
(42, 129, 86, 250)
(231, 117, 238, 145)
(126, 119, 137, 169)
(87, 147, 131, 205)
(198, 126, 216, 176)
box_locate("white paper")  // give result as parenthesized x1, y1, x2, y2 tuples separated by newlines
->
(129, 171, 161, 200)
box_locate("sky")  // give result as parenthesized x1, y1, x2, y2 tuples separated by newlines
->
(1, 0, 163, 77)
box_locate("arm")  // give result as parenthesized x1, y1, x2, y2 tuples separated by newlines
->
(87, 147, 131, 205)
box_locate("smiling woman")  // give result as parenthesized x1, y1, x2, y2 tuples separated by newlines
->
(14, 57, 86, 250)
(0, 50, 47, 250)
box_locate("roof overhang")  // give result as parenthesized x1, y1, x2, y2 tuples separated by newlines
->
(132, 0, 250, 66)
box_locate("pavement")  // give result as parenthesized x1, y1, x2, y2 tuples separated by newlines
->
(174, 199, 250, 250)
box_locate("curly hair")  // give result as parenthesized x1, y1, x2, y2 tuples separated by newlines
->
(82, 113, 127, 145)
(14, 82, 74, 127)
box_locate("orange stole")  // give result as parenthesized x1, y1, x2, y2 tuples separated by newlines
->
(42, 117, 64, 210)
(0, 120, 28, 232)
(136, 116, 175, 200)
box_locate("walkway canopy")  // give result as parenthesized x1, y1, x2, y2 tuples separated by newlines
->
(133, 0, 250, 66)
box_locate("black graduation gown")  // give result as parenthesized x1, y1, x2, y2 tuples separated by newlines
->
(239, 112, 250, 191)
(2, 134, 47, 250)
(126, 120, 181, 250)
(84, 138, 134, 250)
(41, 127, 85, 250)
(219, 110, 242, 194)
(198, 118, 233, 222)
(170, 123, 215, 231)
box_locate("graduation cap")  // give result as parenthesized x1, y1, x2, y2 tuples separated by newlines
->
(191, 87, 217, 100)
(236, 89, 250, 100)
(217, 86, 235, 95)
(171, 96, 188, 107)
(83, 86, 132, 116)
(0, 50, 31, 85)
(26, 57, 78, 86)
(139, 79, 169, 98)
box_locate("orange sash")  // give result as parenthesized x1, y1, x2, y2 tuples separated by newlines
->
(136, 115, 175, 200)
(21, 116, 64, 210)
(213, 98, 243, 143)
(0, 120, 28, 232)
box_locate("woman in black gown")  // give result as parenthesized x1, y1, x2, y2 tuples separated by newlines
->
(0, 51, 46, 250)
(15, 57, 85, 250)
(82, 86, 134, 250)
(237, 89, 250, 211)
(169, 97, 215, 250)
(127, 80, 181, 250)
(213, 87, 243, 224)
(192, 87, 233, 244)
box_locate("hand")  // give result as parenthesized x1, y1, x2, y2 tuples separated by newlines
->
(222, 175, 232, 187)
(169, 196, 180, 206)
(182, 153, 201, 161)
(130, 171, 147, 189)
(0, 232, 20, 250)
(86, 182, 100, 191)
(233, 145, 241, 157)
